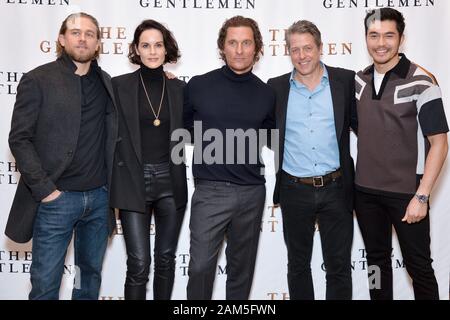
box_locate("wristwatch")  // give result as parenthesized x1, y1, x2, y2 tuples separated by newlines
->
(415, 193, 429, 204)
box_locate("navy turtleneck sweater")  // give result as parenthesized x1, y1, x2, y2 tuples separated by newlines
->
(184, 65, 275, 185)
(139, 64, 170, 164)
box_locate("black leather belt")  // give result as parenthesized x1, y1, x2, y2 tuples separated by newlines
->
(284, 169, 341, 187)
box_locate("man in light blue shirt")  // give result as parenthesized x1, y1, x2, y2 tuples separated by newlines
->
(283, 64, 340, 178)
(268, 20, 357, 300)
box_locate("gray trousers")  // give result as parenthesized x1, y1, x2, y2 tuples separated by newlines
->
(187, 180, 266, 300)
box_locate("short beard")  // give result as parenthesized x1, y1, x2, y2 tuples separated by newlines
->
(65, 50, 97, 64)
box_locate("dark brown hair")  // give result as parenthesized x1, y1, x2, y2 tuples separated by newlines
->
(217, 15, 263, 62)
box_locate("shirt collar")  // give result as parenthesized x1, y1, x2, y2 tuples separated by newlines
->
(290, 62, 329, 88)
(58, 51, 78, 73)
(363, 53, 410, 79)
(58, 51, 100, 77)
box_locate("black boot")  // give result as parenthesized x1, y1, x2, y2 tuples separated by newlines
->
(124, 284, 147, 300)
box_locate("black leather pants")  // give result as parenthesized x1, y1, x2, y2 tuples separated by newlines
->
(120, 162, 185, 300)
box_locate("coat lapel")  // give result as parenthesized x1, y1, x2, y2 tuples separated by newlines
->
(327, 67, 345, 141)
(166, 79, 182, 149)
(269, 73, 291, 177)
(277, 74, 291, 160)
(99, 72, 116, 106)
(118, 70, 142, 163)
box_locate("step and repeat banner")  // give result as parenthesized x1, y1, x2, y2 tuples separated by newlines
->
(0, 0, 449, 300)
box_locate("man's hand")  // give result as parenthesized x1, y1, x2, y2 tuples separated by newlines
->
(402, 197, 428, 224)
(41, 190, 62, 203)
(165, 71, 176, 79)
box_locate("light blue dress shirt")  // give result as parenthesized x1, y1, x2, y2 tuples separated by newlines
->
(282, 65, 340, 177)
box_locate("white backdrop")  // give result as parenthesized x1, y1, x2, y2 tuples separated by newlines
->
(0, 0, 449, 300)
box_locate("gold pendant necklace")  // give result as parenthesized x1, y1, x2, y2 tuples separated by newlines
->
(139, 72, 165, 127)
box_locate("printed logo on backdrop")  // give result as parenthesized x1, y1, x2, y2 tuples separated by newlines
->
(177, 253, 227, 277)
(3, 0, 70, 6)
(0, 250, 32, 273)
(351, 248, 406, 271)
(114, 219, 155, 236)
(308, 248, 407, 273)
(267, 292, 289, 300)
(39, 25, 196, 83)
(0, 250, 84, 274)
(266, 29, 352, 57)
(0, 72, 23, 96)
(138, 0, 256, 9)
(261, 205, 281, 233)
(322, 0, 435, 9)
(0, 161, 19, 184)
(40, 26, 128, 56)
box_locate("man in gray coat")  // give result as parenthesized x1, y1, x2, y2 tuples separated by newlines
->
(5, 12, 117, 300)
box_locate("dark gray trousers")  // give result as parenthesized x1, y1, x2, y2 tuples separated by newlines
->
(187, 180, 266, 300)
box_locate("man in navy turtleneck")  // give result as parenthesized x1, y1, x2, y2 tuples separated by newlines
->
(184, 16, 275, 300)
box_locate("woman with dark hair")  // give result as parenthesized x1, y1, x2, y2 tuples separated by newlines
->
(110, 20, 187, 300)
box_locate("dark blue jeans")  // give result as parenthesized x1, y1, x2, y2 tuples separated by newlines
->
(29, 185, 109, 300)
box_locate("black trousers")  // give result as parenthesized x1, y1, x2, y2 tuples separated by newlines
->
(279, 171, 353, 300)
(355, 190, 439, 300)
(187, 180, 266, 300)
(120, 162, 185, 300)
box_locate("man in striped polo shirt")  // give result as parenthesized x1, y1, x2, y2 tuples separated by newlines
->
(355, 8, 448, 300)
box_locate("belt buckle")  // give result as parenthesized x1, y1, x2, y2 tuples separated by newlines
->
(313, 176, 324, 187)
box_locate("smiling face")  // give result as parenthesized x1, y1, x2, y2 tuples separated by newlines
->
(221, 26, 256, 74)
(288, 32, 322, 79)
(366, 19, 404, 72)
(136, 28, 166, 69)
(58, 16, 100, 64)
